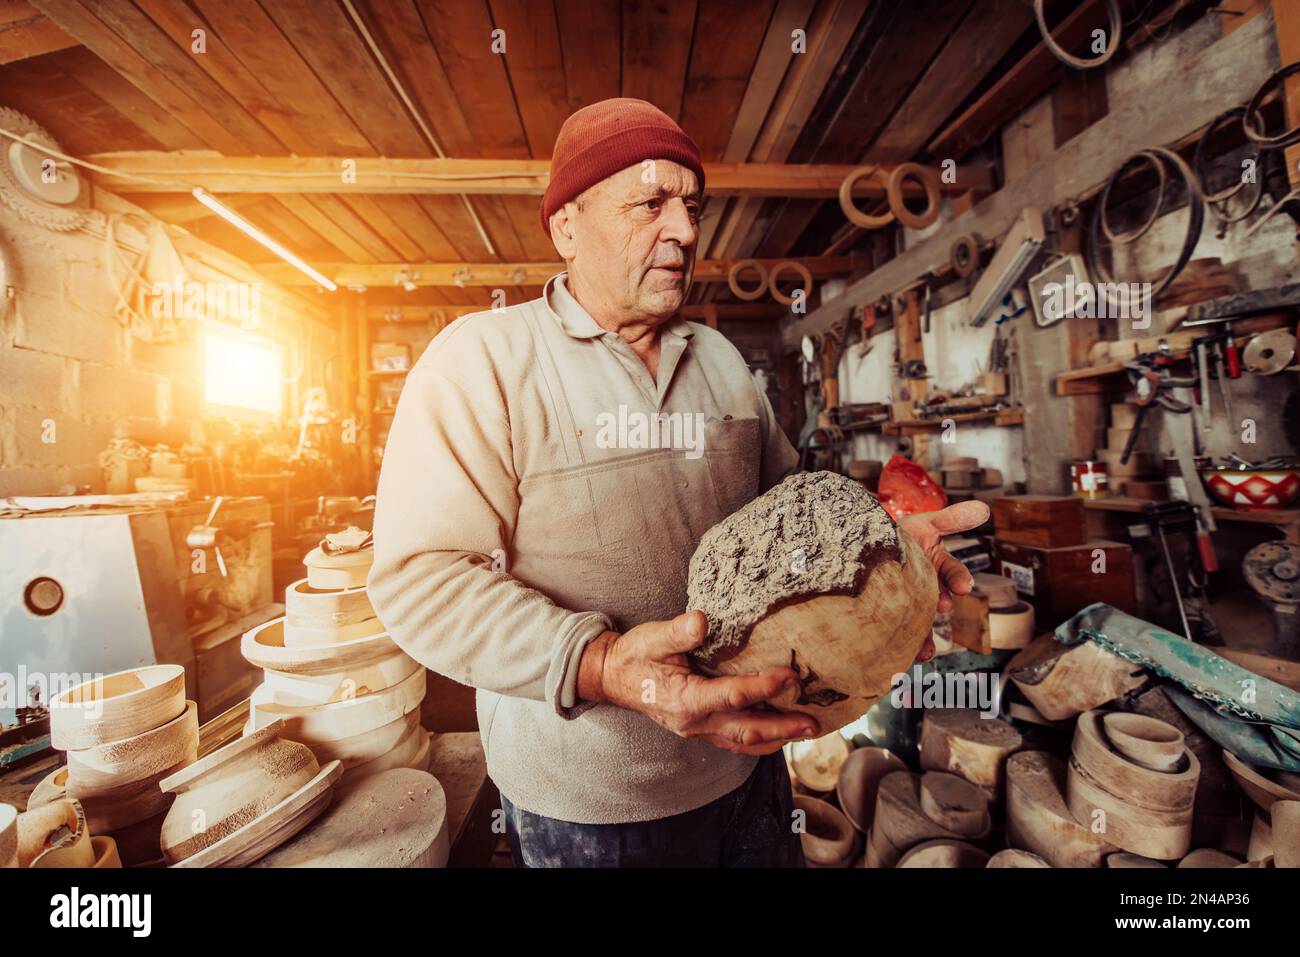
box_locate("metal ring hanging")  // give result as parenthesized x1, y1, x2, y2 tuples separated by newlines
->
(1243, 61, 1300, 149)
(837, 165, 894, 229)
(727, 259, 769, 301)
(1193, 107, 1257, 204)
(886, 163, 942, 229)
(1086, 146, 1204, 312)
(1034, 0, 1122, 71)
(1099, 150, 1167, 244)
(767, 261, 813, 306)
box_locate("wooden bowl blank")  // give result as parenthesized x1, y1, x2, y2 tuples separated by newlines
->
(284, 578, 375, 628)
(18, 799, 93, 868)
(1273, 800, 1300, 869)
(50, 665, 186, 751)
(1178, 848, 1242, 868)
(794, 795, 858, 867)
(987, 848, 1050, 868)
(303, 545, 372, 589)
(254, 769, 449, 868)
(259, 650, 420, 706)
(836, 747, 906, 833)
(1, 803, 17, 868)
(29, 759, 188, 835)
(897, 838, 990, 868)
(789, 733, 852, 793)
(306, 709, 420, 768)
(249, 665, 425, 744)
(919, 771, 990, 837)
(340, 726, 430, 785)
(91, 835, 122, 868)
(1107, 853, 1167, 868)
(1102, 712, 1185, 772)
(282, 615, 385, 649)
(242, 616, 401, 676)
(66, 700, 199, 794)
(160, 720, 319, 864)
(1222, 749, 1300, 813)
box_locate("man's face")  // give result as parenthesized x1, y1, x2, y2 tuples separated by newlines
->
(552, 160, 700, 326)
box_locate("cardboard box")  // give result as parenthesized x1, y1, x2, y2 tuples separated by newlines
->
(992, 495, 1086, 548)
(994, 538, 1136, 630)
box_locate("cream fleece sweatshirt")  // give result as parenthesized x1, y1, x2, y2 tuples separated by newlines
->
(368, 274, 799, 824)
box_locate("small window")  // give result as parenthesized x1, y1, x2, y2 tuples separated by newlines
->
(203, 326, 284, 416)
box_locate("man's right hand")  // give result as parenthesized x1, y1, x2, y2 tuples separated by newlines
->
(576, 610, 819, 755)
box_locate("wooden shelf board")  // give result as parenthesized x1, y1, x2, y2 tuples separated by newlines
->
(1083, 496, 1300, 528)
(884, 407, 1023, 434)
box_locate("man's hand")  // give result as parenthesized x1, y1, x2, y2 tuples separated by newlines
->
(897, 500, 991, 660)
(577, 610, 819, 755)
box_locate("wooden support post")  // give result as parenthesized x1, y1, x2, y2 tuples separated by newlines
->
(355, 292, 375, 491)
(894, 288, 929, 466)
(1271, 0, 1300, 189)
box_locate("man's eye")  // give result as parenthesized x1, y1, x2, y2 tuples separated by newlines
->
(643, 199, 662, 212)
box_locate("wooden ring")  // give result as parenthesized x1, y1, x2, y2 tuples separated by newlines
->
(285, 578, 376, 629)
(242, 616, 402, 676)
(1072, 711, 1197, 811)
(727, 260, 768, 301)
(887, 163, 942, 229)
(794, 795, 859, 867)
(767, 260, 814, 306)
(50, 665, 186, 751)
(1101, 712, 1185, 772)
(66, 700, 199, 795)
(838, 165, 894, 229)
(897, 838, 990, 868)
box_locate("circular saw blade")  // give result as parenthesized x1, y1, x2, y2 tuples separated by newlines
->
(1244, 541, 1300, 607)
(1243, 329, 1297, 376)
(0, 106, 89, 232)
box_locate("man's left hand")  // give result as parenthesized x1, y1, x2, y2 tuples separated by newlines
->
(896, 500, 991, 660)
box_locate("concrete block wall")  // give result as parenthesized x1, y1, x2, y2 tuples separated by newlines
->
(0, 196, 329, 496)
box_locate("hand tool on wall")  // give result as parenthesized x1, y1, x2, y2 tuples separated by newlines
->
(1119, 346, 1196, 466)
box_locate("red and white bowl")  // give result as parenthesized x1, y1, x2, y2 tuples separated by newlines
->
(1201, 468, 1300, 510)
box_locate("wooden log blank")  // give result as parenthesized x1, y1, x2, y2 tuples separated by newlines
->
(1006, 751, 1116, 868)
(920, 709, 1022, 798)
(1008, 635, 1147, 721)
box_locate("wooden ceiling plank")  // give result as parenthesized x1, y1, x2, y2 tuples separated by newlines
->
(711, 0, 868, 259)
(180, 0, 375, 155)
(926, 0, 1106, 159)
(69, 0, 284, 152)
(414, 195, 493, 261)
(258, 0, 430, 156)
(0, 0, 76, 63)
(488, 0, 570, 156)
(416, 0, 530, 158)
(341, 195, 429, 263)
(300, 194, 404, 262)
(366, 195, 461, 261)
(56, 46, 206, 150)
(555, 0, 620, 109)
(26, 0, 251, 152)
(868, 0, 1034, 163)
(274, 194, 386, 264)
(356, 0, 478, 155)
(678, 0, 776, 162)
(621, 0, 697, 123)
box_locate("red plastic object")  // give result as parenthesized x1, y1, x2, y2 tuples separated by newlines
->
(876, 453, 947, 521)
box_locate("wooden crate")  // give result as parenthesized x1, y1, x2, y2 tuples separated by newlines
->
(994, 538, 1136, 630)
(992, 495, 1086, 548)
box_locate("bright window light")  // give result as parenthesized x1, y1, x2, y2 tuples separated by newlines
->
(203, 326, 284, 416)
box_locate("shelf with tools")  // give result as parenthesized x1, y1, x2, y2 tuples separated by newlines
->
(884, 407, 1024, 435)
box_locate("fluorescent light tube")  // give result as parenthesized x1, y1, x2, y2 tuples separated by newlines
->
(192, 187, 338, 291)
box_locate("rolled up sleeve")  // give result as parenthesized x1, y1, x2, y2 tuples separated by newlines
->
(367, 364, 612, 719)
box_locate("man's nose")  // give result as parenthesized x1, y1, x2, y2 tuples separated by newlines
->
(659, 197, 697, 247)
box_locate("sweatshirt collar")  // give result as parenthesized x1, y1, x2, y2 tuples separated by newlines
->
(544, 272, 695, 343)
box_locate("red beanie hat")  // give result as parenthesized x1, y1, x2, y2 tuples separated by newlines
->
(540, 98, 705, 236)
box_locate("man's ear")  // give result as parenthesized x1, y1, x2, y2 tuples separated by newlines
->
(549, 204, 579, 259)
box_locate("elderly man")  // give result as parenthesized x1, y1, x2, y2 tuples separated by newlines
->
(369, 98, 986, 867)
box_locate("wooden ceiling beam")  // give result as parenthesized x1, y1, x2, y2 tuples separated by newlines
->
(259, 256, 865, 287)
(365, 302, 786, 322)
(84, 153, 993, 197)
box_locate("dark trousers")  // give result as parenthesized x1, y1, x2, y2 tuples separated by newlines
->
(499, 751, 805, 867)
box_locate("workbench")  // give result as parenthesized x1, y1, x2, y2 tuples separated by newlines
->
(1083, 496, 1300, 543)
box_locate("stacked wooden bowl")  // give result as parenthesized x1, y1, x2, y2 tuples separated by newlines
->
(1064, 711, 1199, 860)
(28, 665, 197, 865)
(159, 719, 342, 867)
(241, 537, 430, 784)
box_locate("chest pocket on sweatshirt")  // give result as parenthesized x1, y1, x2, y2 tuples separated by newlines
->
(703, 416, 761, 520)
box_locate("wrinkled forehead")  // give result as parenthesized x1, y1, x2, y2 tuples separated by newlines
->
(601, 159, 701, 200)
